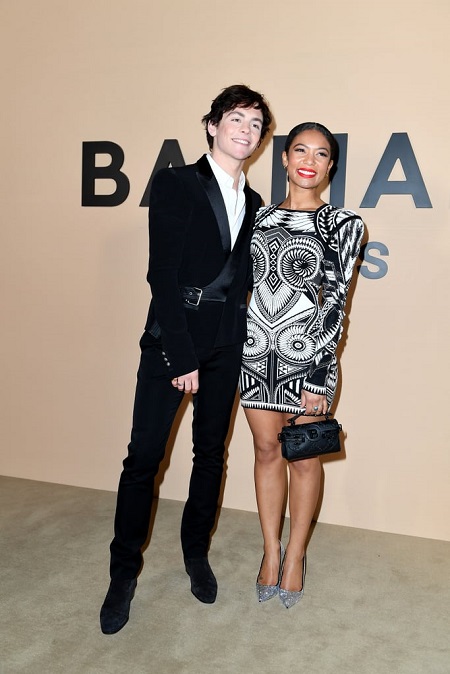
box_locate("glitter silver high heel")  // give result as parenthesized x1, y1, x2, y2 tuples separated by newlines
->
(279, 554, 307, 609)
(256, 541, 285, 602)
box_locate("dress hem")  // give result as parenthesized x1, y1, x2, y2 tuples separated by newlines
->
(240, 401, 303, 415)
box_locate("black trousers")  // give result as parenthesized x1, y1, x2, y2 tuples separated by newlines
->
(109, 331, 243, 580)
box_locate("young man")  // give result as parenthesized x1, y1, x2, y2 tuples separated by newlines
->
(100, 85, 272, 634)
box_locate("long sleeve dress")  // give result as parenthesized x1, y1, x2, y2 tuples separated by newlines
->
(239, 203, 364, 414)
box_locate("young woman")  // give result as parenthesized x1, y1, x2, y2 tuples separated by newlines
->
(240, 122, 364, 608)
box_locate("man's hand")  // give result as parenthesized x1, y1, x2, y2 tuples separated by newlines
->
(171, 370, 199, 394)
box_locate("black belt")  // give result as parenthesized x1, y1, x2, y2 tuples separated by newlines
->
(180, 285, 227, 307)
(179, 237, 245, 308)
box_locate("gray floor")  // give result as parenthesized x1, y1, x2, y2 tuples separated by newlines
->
(0, 476, 449, 674)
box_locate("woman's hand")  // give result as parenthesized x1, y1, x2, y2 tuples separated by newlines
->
(301, 390, 328, 416)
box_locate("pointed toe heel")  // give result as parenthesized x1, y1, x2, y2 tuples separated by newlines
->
(279, 554, 306, 609)
(256, 541, 285, 603)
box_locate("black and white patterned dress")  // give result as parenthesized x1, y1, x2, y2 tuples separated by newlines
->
(239, 203, 364, 414)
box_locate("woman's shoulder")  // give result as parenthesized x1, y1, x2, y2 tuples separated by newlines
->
(254, 203, 279, 224)
(314, 205, 364, 248)
(321, 204, 361, 221)
(257, 203, 278, 216)
(319, 204, 364, 232)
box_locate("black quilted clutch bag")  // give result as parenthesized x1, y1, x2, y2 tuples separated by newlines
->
(278, 412, 342, 461)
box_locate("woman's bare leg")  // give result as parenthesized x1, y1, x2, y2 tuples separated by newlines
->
(244, 408, 322, 591)
(244, 408, 286, 585)
(281, 456, 321, 591)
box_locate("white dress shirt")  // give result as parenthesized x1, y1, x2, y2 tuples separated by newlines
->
(206, 154, 246, 249)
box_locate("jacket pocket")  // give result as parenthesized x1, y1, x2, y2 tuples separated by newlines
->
(146, 319, 161, 339)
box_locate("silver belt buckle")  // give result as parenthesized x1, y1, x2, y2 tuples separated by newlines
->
(185, 287, 203, 306)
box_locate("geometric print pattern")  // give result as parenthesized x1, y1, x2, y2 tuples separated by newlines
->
(239, 204, 364, 414)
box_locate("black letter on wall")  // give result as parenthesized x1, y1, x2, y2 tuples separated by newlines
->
(81, 141, 130, 206)
(140, 139, 186, 207)
(329, 134, 348, 208)
(271, 135, 287, 204)
(361, 133, 432, 208)
(358, 242, 389, 279)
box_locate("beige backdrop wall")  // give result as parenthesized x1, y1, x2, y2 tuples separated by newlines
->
(2, 1, 449, 541)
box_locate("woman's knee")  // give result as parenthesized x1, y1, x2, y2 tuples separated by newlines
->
(254, 439, 282, 465)
(288, 456, 321, 477)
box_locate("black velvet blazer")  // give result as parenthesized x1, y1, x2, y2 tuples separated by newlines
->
(144, 154, 262, 378)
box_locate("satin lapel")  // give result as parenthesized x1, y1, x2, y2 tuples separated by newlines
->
(196, 156, 231, 254)
(233, 183, 254, 249)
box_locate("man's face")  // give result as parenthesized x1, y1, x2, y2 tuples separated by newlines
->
(208, 106, 263, 165)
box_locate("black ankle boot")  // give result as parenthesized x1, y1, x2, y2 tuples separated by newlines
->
(184, 557, 217, 604)
(100, 578, 137, 634)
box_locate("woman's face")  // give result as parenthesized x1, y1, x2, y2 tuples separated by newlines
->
(282, 129, 333, 190)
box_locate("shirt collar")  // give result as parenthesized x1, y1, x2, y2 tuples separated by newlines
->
(206, 153, 246, 191)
